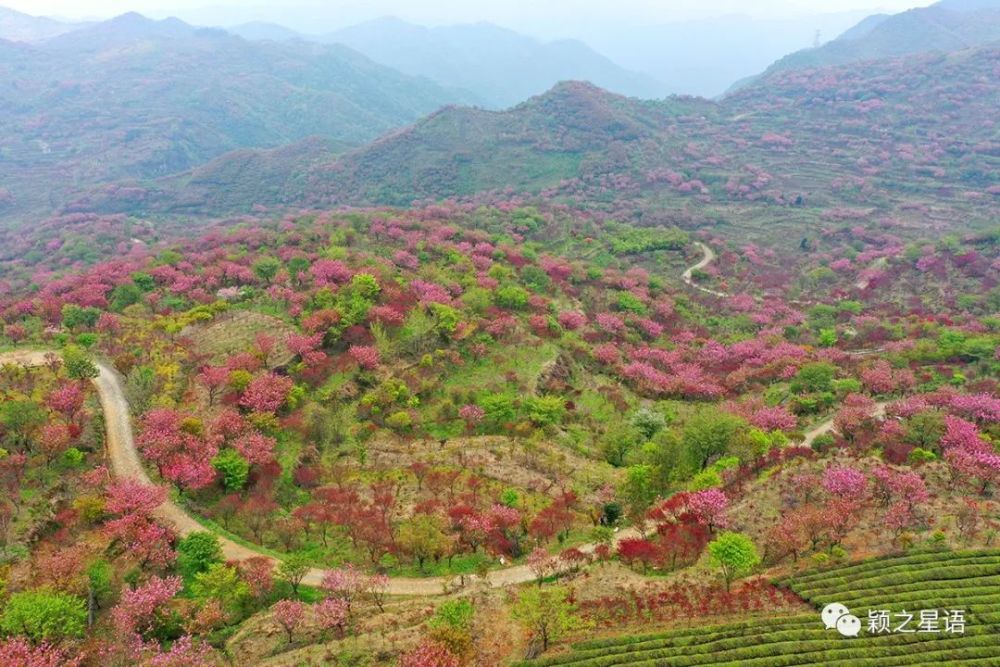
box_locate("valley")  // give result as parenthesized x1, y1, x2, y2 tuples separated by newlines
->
(0, 1, 997, 666)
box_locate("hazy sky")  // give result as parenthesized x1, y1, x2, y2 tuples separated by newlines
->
(9, 0, 937, 29)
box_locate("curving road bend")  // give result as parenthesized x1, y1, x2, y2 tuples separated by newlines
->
(0, 252, 885, 597)
(682, 241, 729, 298)
(2, 349, 637, 595)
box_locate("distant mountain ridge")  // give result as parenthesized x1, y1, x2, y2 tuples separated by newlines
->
(85, 46, 998, 231)
(0, 11, 473, 219)
(740, 2, 1000, 86)
(275, 17, 667, 108)
(0, 6, 86, 42)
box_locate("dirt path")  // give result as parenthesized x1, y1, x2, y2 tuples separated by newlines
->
(801, 400, 889, 448)
(2, 349, 638, 596)
(681, 241, 729, 298)
(0, 332, 889, 596)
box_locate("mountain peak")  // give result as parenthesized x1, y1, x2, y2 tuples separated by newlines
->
(525, 80, 622, 108)
(44, 11, 195, 50)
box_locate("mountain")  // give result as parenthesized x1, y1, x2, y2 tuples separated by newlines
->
(111, 46, 998, 232)
(0, 6, 84, 42)
(747, 4, 1000, 82)
(833, 13, 891, 42)
(227, 21, 304, 42)
(323, 17, 666, 108)
(0, 12, 473, 220)
(320, 48, 999, 212)
(43, 11, 197, 51)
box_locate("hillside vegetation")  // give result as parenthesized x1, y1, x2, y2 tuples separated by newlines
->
(750, 2, 1000, 81)
(87, 46, 999, 244)
(0, 13, 470, 220)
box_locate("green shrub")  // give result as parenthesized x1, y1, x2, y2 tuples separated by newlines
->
(212, 448, 250, 491)
(177, 531, 224, 579)
(0, 589, 87, 642)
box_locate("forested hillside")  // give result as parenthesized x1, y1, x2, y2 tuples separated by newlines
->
(83, 46, 999, 245)
(1, 3, 999, 666)
(738, 1, 1000, 87)
(0, 13, 470, 220)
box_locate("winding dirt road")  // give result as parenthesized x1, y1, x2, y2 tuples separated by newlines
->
(2, 349, 638, 595)
(0, 251, 884, 595)
(681, 241, 729, 298)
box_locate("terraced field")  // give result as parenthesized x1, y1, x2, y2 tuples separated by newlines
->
(519, 549, 1000, 666)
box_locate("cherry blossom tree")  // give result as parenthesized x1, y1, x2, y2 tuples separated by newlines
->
(822, 466, 867, 499)
(46, 383, 85, 425)
(196, 366, 230, 406)
(315, 597, 349, 638)
(687, 489, 729, 532)
(112, 575, 183, 639)
(239, 374, 294, 413)
(0, 638, 82, 667)
(348, 345, 380, 370)
(145, 635, 215, 667)
(238, 557, 275, 600)
(617, 538, 661, 572)
(233, 431, 277, 466)
(527, 547, 556, 585)
(557, 311, 586, 330)
(399, 640, 460, 667)
(137, 409, 217, 490)
(321, 565, 366, 616)
(272, 599, 305, 644)
(103, 481, 175, 568)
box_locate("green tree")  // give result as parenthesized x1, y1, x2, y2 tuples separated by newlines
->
(708, 532, 760, 591)
(212, 449, 250, 491)
(615, 291, 648, 315)
(276, 554, 311, 597)
(252, 256, 282, 283)
(192, 564, 250, 615)
(525, 395, 565, 427)
(600, 423, 641, 467)
(480, 393, 516, 430)
(520, 265, 551, 292)
(620, 464, 657, 522)
(903, 410, 947, 451)
(428, 598, 475, 657)
(398, 514, 449, 573)
(0, 400, 46, 449)
(385, 410, 413, 432)
(177, 532, 224, 579)
(689, 468, 723, 490)
(644, 429, 684, 490)
(86, 560, 112, 625)
(631, 407, 669, 439)
(132, 272, 156, 292)
(62, 346, 99, 381)
(818, 328, 838, 347)
(494, 285, 530, 310)
(791, 362, 837, 394)
(510, 586, 581, 652)
(109, 283, 143, 312)
(0, 589, 87, 642)
(124, 365, 157, 414)
(682, 411, 746, 471)
(429, 303, 461, 338)
(61, 304, 101, 331)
